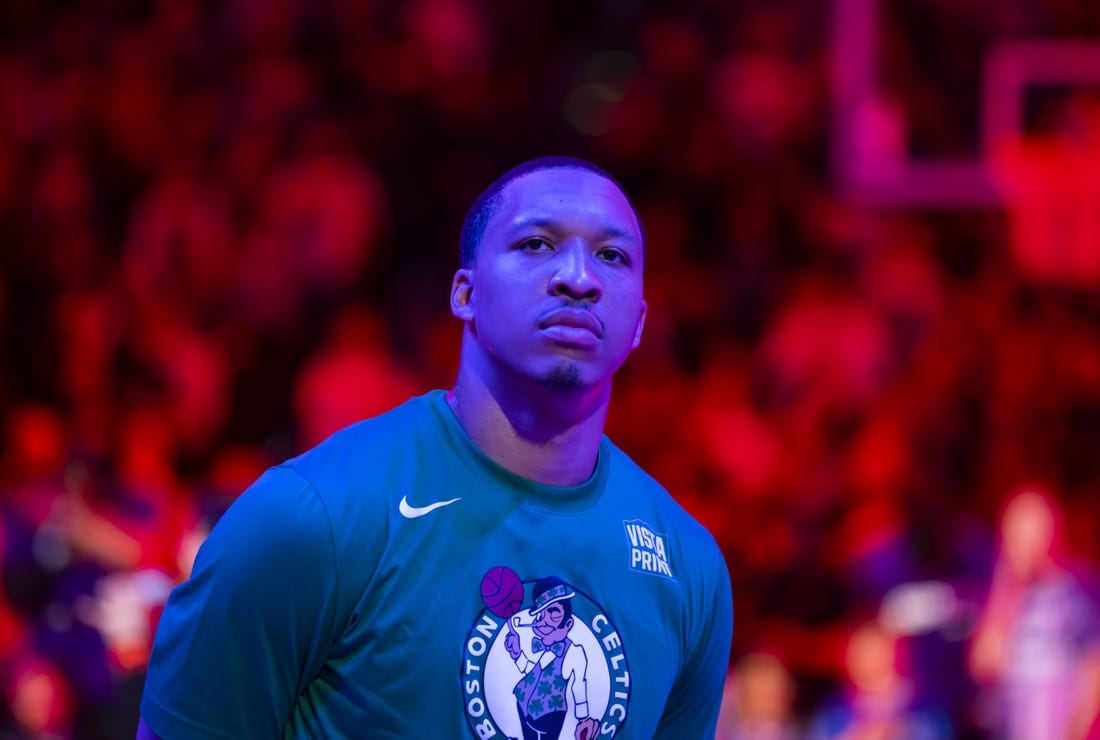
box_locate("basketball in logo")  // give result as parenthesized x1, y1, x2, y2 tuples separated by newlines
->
(480, 565, 524, 620)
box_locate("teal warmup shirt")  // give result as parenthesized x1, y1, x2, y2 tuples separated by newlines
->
(142, 391, 733, 738)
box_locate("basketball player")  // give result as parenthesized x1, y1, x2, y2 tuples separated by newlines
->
(138, 156, 733, 738)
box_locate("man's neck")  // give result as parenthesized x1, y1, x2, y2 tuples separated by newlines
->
(448, 365, 611, 488)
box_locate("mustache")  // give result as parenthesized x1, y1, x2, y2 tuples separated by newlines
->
(537, 303, 604, 337)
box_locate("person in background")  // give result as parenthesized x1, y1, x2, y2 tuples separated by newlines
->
(969, 487, 1100, 740)
(717, 651, 801, 740)
(808, 617, 953, 739)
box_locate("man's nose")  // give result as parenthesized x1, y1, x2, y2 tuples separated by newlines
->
(549, 241, 602, 301)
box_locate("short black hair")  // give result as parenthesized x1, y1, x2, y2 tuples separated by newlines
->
(458, 155, 644, 267)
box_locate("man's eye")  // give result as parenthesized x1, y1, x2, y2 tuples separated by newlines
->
(598, 247, 627, 265)
(520, 238, 552, 253)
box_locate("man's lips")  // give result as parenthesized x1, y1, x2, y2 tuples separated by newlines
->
(538, 307, 604, 338)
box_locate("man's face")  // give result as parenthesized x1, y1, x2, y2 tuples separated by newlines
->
(451, 167, 646, 392)
(533, 602, 572, 645)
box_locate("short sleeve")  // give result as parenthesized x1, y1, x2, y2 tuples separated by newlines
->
(653, 539, 734, 739)
(140, 465, 342, 739)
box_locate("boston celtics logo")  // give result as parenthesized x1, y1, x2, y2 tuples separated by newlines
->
(462, 567, 631, 739)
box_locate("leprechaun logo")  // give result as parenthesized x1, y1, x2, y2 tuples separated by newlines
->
(462, 567, 631, 739)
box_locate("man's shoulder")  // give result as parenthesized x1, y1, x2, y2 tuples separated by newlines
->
(601, 436, 663, 491)
(602, 438, 722, 553)
(283, 391, 441, 477)
(301, 391, 439, 452)
(227, 392, 444, 529)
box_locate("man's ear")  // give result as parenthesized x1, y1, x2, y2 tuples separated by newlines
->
(631, 300, 647, 349)
(450, 268, 474, 321)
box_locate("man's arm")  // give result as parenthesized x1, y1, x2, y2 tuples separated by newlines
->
(564, 643, 593, 717)
(563, 646, 599, 740)
(140, 466, 341, 739)
(652, 540, 734, 739)
(136, 717, 160, 740)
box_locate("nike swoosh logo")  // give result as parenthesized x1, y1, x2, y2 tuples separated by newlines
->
(399, 495, 462, 519)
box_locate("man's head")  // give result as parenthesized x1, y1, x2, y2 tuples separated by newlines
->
(459, 156, 644, 268)
(529, 577, 575, 645)
(450, 158, 647, 393)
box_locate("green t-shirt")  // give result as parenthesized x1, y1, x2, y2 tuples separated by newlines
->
(141, 391, 733, 738)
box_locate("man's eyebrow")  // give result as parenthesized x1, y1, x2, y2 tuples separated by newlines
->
(596, 225, 637, 242)
(509, 217, 638, 242)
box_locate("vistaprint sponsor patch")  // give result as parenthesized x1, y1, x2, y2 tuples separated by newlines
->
(623, 520, 675, 580)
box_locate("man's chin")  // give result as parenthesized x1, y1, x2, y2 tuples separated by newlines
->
(536, 362, 586, 391)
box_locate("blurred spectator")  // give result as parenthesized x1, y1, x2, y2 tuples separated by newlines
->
(235, 141, 387, 334)
(122, 173, 239, 325)
(991, 97, 1100, 288)
(968, 487, 1100, 739)
(1, 652, 73, 739)
(291, 304, 422, 449)
(718, 651, 801, 740)
(809, 617, 954, 739)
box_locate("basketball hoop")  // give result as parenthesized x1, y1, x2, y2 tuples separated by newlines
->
(989, 109, 1100, 287)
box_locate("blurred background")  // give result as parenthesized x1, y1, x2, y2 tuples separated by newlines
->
(2, 0, 1100, 737)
